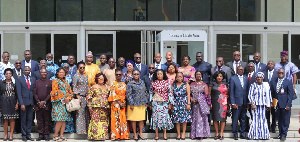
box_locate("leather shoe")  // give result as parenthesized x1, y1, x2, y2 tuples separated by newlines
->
(22, 137, 27, 141)
(44, 137, 50, 141)
(280, 137, 286, 141)
(26, 137, 34, 141)
(234, 136, 238, 140)
(36, 137, 44, 141)
(240, 136, 246, 139)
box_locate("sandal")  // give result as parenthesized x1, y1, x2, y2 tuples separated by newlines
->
(60, 136, 67, 141)
(53, 135, 61, 141)
(220, 136, 224, 140)
(214, 135, 220, 140)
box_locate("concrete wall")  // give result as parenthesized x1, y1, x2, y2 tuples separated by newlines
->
(4, 33, 26, 63)
(267, 0, 291, 22)
(1, 0, 26, 22)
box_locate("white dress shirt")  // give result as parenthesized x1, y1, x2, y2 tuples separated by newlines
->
(154, 62, 161, 69)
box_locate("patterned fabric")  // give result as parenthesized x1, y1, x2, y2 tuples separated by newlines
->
(50, 75, 72, 85)
(172, 82, 191, 123)
(72, 73, 89, 96)
(217, 84, 228, 118)
(190, 82, 211, 138)
(1, 82, 19, 119)
(87, 87, 110, 140)
(178, 67, 196, 82)
(248, 83, 272, 107)
(248, 106, 270, 139)
(108, 81, 129, 140)
(50, 78, 73, 121)
(121, 72, 132, 84)
(126, 79, 149, 106)
(85, 63, 101, 87)
(277, 79, 283, 93)
(0, 62, 15, 81)
(46, 63, 59, 74)
(274, 61, 299, 82)
(150, 80, 174, 130)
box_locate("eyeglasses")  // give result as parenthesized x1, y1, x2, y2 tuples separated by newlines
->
(234, 54, 240, 56)
(15, 62, 21, 64)
(248, 66, 254, 68)
(135, 57, 141, 59)
(278, 72, 284, 74)
(149, 67, 155, 69)
(116, 74, 122, 76)
(216, 60, 222, 62)
(79, 67, 85, 69)
(133, 73, 140, 76)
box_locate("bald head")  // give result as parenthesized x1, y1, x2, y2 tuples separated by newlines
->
(154, 53, 162, 64)
(166, 51, 173, 63)
(134, 53, 141, 64)
(233, 51, 241, 62)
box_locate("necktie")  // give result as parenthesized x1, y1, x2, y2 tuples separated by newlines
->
(137, 64, 140, 71)
(268, 71, 271, 82)
(26, 76, 30, 89)
(235, 62, 239, 74)
(255, 63, 258, 72)
(156, 64, 159, 69)
(276, 79, 283, 93)
(248, 73, 251, 82)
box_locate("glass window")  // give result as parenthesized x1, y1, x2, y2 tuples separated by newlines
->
(83, 0, 114, 21)
(4, 33, 26, 63)
(30, 34, 51, 62)
(213, 0, 237, 21)
(291, 35, 300, 81)
(267, 34, 288, 63)
(217, 34, 240, 63)
(54, 34, 77, 66)
(1, 0, 26, 22)
(148, 0, 178, 21)
(242, 34, 261, 62)
(240, 0, 264, 21)
(267, 0, 291, 22)
(29, 0, 54, 22)
(88, 34, 113, 65)
(116, 31, 141, 61)
(295, 0, 300, 22)
(179, 0, 210, 21)
(116, 0, 146, 21)
(56, 0, 81, 21)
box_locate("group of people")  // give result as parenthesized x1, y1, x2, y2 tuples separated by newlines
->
(0, 49, 297, 141)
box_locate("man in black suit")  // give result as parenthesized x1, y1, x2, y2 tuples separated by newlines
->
(12, 59, 23, 134)
(33, 60, 54, 80)
(21, 50, 39, 75)
(264, 61, 278, 133)
(16, 66, 35, 141)
(247, 63, 256, 85)
(253, 52, 267, 73)
(133, 53, 148, 79)
(270, 68, 293, 141)
(226, 51, 248, 75)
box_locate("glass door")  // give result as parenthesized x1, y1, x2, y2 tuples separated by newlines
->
(86, 31, 116, 65)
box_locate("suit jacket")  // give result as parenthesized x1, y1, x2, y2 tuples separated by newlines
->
(33, 70, 54, 80)
(263, 70, 278, 83)
(255, 62, 267, 73)
(12, 69, 24, 81)
(193, 61, 212, 85)
(142, 73, 153, 92)
(226, 60, 248, 75)
(247, 72, 256, 85)
(16, 75, 35, 106)
(211, 65, 232, 83)
(154, 63, 167, 71)
(230, 75, 249, 106)
(134, 63, 148, 79)
(21, 60, 39, 74)
(270, 78, 293, 108)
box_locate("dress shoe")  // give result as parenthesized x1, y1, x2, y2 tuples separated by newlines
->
(26, 137, 34, 141)
(240, 136, 246, 139)
(36, 137, 44, 141)
(234, 136, 238, 140)
(44, 137, 50, 141)
(280, 137, 286, 141)
(274, 135, 281, 139)
(22, 137, 27, 141)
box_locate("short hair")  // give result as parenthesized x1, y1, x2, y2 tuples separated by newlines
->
(195, 70, 204, 77)
(212, 70, 226, 81)
(77, 61, 85, 67)
(55, 67, 66, 78)
(153, 69, 168, 81)
(115, 68, 123, 74)
(182, 55, 191, 61)
(40, 59, 46, 63)
(4, 68, 13, 76)
(167, 63, 178, 73)
(95, 73, 107, 84)
(24, 50, 31, 54)
(100, 54, 107, 58)
(2, 51, 9, 55)
(174, 72, 184, 84)
(196, 52, 203, 54)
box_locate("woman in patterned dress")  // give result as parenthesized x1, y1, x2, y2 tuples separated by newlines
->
(150, 69, 175, 140)
(172, 72, 191, 140)
(166, 63, 178, 85)
(178, 55, 196, 83)
(248, 72, 272, 140)
(72, 61, 89, 134)
(190, 71, 211, 140)
(126, 69, 149, 140)
(108, 68, 130, 140)
(51, 67, 73, 141)
(121, 60, 134, 84)
(0, 68, 19, 140)
(87, 73, 110, 140)
(210, 70, 228, 140)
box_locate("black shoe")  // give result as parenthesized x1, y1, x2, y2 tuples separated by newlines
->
(22, 137, 27, 141)
(3, 138, 8, 141)
(271, 129, 276, 133)
(240, 136, 246, 139)
(8, 138, 13, 141)
(44, 137, 50, 141)
(280, 137, 286, 141)
(275, 135, 281, 139)
(26, 137, 34, 141)
(138, 134, 146, 140)
(234, 136, 238, 140)
(36, 137, 44, 141)
(154, 137, 159, 140)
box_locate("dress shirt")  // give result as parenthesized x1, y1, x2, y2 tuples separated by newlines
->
(238, 75, 244, 88)
(268, 69, 274, 82)
(24, 75, 31, 85)
(154, 62, 161, 69)
(254, 62, 260, 72)
(233, 61, 240, 74)
(135, 63, 141, 71)
(24, 60, 31, 68)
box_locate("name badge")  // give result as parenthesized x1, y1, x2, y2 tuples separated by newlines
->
(281, 88, 284, 94)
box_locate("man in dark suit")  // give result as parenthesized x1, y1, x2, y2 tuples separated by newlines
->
(211, 57, 233, 84)
(154, 53, 167, 71)
(33, 60, 54, 80)
(264, 61, 278, 133)
(21, 50, 39, 74)
(133, 53, 148, 79)
(16, 66, 35, 141)
(226, 51, 248, 75)
(247, 63, 256, 85)
(193, 52, 212, 85)
(270, 68, 293, 141)
(12, 59, 23, 134)
(253, 52, 267, 73)
(230, 66, 249, 140)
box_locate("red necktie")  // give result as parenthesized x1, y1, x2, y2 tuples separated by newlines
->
(26, 77, 30, 89)
(248, 73, 251, 82)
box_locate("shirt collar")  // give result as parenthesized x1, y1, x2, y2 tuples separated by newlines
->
(268, 69, 274, 72)
(24, 75, 30, 78)
(25, 60, 31, 64)
(233, 60, 240, 65)
(238, 74, 243, 78)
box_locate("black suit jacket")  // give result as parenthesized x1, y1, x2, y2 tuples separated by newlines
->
(142, 74, 153, 92)
(16, 75, 35, 106)
(226, 61, 248, 75)
(33, 70, 54, 80)
(263, 70, 278, 83)
(21, 60, 39, 74)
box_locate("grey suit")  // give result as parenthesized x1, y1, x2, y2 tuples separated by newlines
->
(226, 61, 248, 75)
(211, 65, 233, 83)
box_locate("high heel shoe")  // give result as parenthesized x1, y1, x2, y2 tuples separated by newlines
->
(138, 134, 146, 140)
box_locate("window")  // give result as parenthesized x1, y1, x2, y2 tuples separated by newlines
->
(240, 0, 264, 21)
(29, 0, 54, 22)
(242, 34, 261, 62)
(213, 0, 237, 21)
(217, 34, 240, 63)
(56, 0, 81, 21)
(179, 0, 210, 21)
(4, 34, 26, 63)
(148, 0, 178, 21)
(31, 34, 51, 62)
(83, 0, 114, 21)
(1, 0, 26, 22)
(116, 0, 146, 21)
(54, 34, 77, 66)
(267, 0, 292, 22)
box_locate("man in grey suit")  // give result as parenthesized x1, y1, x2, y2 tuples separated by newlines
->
(211, 57, 232, 84)
(226, 51, 248, 75)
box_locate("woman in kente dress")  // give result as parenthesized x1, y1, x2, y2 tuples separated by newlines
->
(108, 68, 129, 140)
(87, 73, 110, 140)
(72, 61, 89, 134)
(190, 71, 211, 140)
(172, 72, 191, 140)
(178, 55, 196, 83)
(248, 72, 272, 140)
(51, 67, 73, 141)
(150, 69, 175, 140)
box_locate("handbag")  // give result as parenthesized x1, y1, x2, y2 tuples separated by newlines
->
(66, 99, 80, 112)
